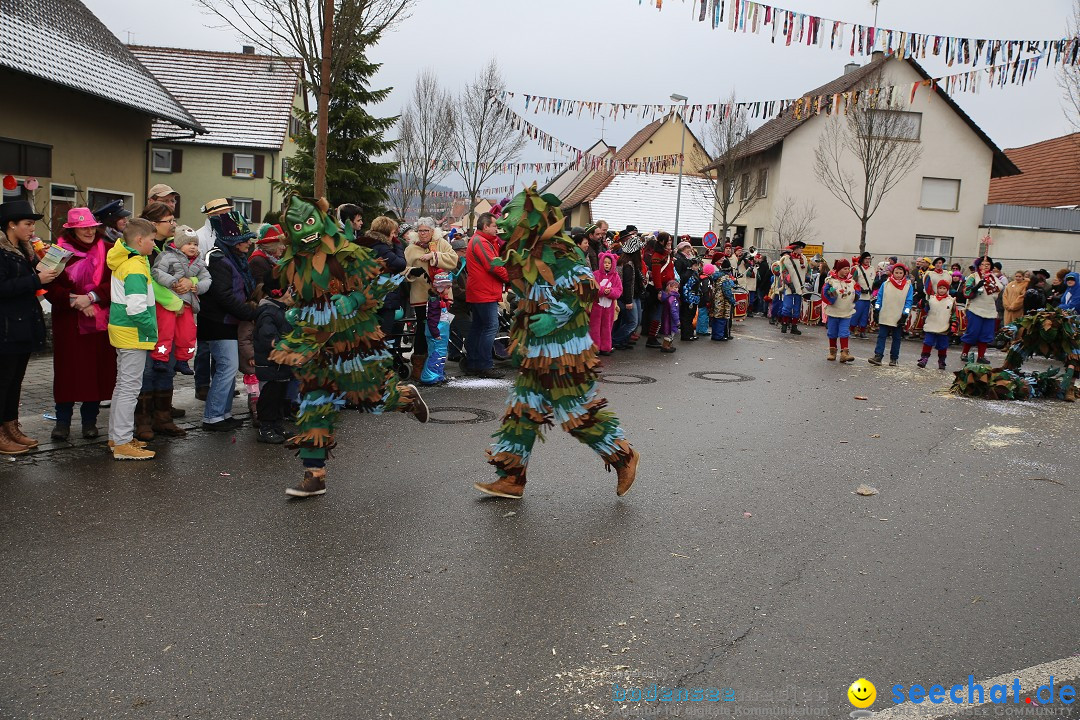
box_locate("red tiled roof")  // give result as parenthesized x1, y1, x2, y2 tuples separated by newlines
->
(988, 133, 1080, 207)
(703, 55, 1019, 178)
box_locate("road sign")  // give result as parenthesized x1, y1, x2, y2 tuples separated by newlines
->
(702, 231, 718, 249)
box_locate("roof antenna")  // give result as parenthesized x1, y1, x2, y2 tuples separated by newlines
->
(870, 0, 880, 51)
(596, 116, 606, 142)
(125, 29, 134, 44)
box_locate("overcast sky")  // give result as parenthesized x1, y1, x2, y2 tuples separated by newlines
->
(86, 0, 1074, 191)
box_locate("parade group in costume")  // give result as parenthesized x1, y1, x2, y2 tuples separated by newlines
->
(778, 241, 809, 335)
(269, 196, 429, 498)
(821, 258, 857, 363)
(474, 185, 639, 500)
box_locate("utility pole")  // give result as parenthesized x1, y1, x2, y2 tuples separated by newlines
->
(670, 94, 688, 239)
(313, 0, 334, 199)
(871, 0, 880, 51)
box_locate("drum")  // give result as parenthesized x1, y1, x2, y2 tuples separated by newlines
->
(802, 293, 822, 324)
(733, 289, 749, 318)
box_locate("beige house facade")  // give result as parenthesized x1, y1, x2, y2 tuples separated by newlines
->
(713, 55, 1019, 264)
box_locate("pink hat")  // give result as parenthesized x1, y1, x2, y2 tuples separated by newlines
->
(62, 207, 101, 229)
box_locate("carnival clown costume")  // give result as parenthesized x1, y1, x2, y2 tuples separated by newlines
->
(269, 196, 429, 498)
(473, 185, 639, 500)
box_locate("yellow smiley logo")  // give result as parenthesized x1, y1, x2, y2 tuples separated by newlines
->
(848, 678, 876, 709)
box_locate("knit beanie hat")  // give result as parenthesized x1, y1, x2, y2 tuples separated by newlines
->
(832, 258, 850, 273)
(173, 224, 199, 248)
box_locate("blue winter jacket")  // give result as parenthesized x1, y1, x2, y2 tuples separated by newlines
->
(1058, 273, 1080, 313)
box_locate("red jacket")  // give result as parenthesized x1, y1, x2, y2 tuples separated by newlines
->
(465, 230, 508, 303)
(650, 249, 676, 290)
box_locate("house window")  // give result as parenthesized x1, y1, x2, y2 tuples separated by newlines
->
(914, 235, 953, 260)
(282, 158, 291, 180)
(757, 168, 768, 198)
(152, 148, 173, 173)
(919, 177, 960, 211)
(753, 228, 764, 247)
(865, 110, 922, 141)
(87, 189, 135, 222)
(739, 173, 750, 200)
(233, 154, 255, 177)
(289, 115, 305, 138)
(232, 198, 253, 220)
(0, 136, 52, 177)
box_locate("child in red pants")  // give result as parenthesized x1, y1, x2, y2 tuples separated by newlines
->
(589, 252, 623, 354)
(150, 225, 210, 374)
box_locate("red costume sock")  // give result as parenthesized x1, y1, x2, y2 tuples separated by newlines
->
(840, 337, 849, 350)
(921, 343, 932, 356)
(977, 342, 988, 357)
(938, 349, 948, 360)
(829, 338, 837, 349)
(962, 343, 972, 354)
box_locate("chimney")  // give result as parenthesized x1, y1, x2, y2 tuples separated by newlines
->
(871, 50, 884, 61)
(242, 45, 255, 54)
(843, 62, 861, 75)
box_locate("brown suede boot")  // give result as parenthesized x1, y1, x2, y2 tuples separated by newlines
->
(3, 420, 38, 448)
(474, 475, 526, 499)
(1065, 384, 1076, 403)
(286, 468, 327, 498)
(134, 393, 155, 442)
(839, 348, 853, 363)
(0, 425, 29, 455)
(151, 391, 187, 437)
(616, 448, 640, 497)
(827, 347, 837, 361)
(398, 384, 429, 423)
(410, 354, 427, 381)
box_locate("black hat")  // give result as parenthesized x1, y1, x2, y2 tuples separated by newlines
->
(570, 226, 586, 240)
(93, 199, 132, 223)
(621, 225, 638, 235)
(933, 256, 946, 265)
(1035, 268, 1051, 278)
(858, 251, 872, 262)
(790, 240, 806, 249)
(0, 200, 44, 226)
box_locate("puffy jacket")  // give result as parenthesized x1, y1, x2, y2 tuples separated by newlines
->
(106, 241, 157, 350)
(253, 297, 293, 382)
(650, 249, 676, 290)
(404, 230, 457, 305)
(198, 246, 256, 340)
(465, 230, 508, 303)
(0, 247, 46, 354)
(1059, 273, 1080, 312)
(151, 243, 211, 312)
(358, 230, 407, 310)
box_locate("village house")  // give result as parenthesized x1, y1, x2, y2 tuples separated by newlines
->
(129, 45, 305, 224)
(706, 53, 1020, 264)
(0, 0, 203, 239)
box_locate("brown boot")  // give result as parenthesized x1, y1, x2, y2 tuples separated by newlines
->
(151, 391, 187, 437)
(134, 392, 155, 442)
(3, 420, 38, 448)
(398, 384, 429, 423)
(616, 448, 640, 497)
(286, 468, 327, 498)
(1065, 384, 1076, 403)
(247, 393, 260, 428)
(474, 475, 525, 499)
(0, 425, 29, 455)
(827, 347, 837, 361)
(660, 339, 676, 354)
(410, 354, 427, 382)
(839, 348, 853, 363)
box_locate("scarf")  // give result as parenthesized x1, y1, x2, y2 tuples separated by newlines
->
(214, 237, 255, 297)
(888, 274, 908, 291)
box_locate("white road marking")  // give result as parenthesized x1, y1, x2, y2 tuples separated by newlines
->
(871, 654, 1080, 719)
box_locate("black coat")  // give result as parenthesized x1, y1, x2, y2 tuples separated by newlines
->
(253, 298, 293, 382)
(361, 231, 407, 310)
(0, 247, 46, 354)
(618, 261, 636, 305)
(198, 248, 257, 341)
(755, 260, 772, 294)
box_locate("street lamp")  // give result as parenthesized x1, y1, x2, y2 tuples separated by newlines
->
(670, 93, 688, 239)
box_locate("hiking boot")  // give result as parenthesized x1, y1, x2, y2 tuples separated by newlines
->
(3, 421, 37, 448)
(134, 393, 155, 441)
(474, 476, 525, 499)
(827, 347, 837, 361)
(112, 440, 155, 461)
(286, 468, 327, 497)
(0, 426, 29, 455)
(108, 439, 148, 449)
(789, 325, 802, 336)
(616, 448, 640, 497)
(660, 339, 677, 353)
(888, 359, 898, 366)
(151, 391, 187, 437)
(174, 360, 194, 376)
(81, 424, 99, 439)
(780, 323, 788, 334)
(645, 337, 662, 348)
(1065, 384, 1076, 403)
(868, 355, 883, 366)
(258, 425, 286, 444)
(399, 384, 429, 423)
(51, 423, 70, 441)
(917, 356, 929, 368)
(839, 349, 854, 363)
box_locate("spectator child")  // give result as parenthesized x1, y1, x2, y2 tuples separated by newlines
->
(253, 276, 294, 444)
(869, 264, 913, 366)
(106, 219, 158, 460)
(680, 257, 703, 341)
(918, 280, 955, 369)
(150, 225, 210, 376)
(659, 278, 680, 353)
(822, 258, 857, 363)
(421, 271, 453, 385)
(697, 263, 716, 336)
(710, 271, 736, 341)
(590, 252, 622, 355)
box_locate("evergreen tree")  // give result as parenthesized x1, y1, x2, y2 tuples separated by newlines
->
(287, 50, 398, 213)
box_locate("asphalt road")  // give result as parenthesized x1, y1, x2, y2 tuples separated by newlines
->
(1, 319, 1077, 719)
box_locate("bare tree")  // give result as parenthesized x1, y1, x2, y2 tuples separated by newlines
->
(1060, 0, 1080, 132)
(388, 110, 419, 220)
(813, 70, 923, 255)
(195, 0, 413, 197)
(769, 196, 819, 252)
(697, 95, 762, 241)
(398, 69, 454, 219)
(453, 59, 526, 230)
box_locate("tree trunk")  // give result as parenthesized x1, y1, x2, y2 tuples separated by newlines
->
(859, 218, 868, 256)
(313, 0, 334, 199)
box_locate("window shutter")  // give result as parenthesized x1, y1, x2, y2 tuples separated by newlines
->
(172, 148, 183, 173)
(254, 154, 265, 178)
(252, 200, 262, 222)
(222, 152, 234, 176)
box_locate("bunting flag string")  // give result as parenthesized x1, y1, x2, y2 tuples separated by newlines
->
(422, 185, 516, 199)
(499, 52, 1045, 125)
(642, 0, 1078, 71)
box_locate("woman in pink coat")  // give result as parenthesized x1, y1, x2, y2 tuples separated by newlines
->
(590, 251, 623, 355)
